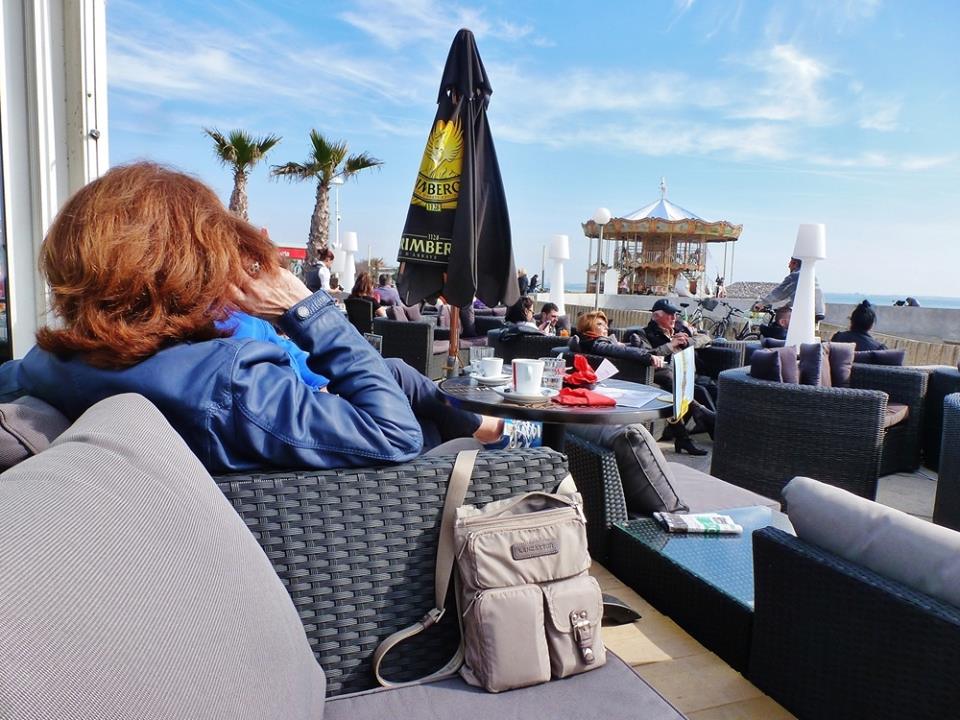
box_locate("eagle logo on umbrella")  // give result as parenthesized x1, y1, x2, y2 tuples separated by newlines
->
(411, 117, 463, 212)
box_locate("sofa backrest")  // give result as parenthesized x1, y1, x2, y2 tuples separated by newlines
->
(784, 476, 960, 608)
(0, 394, 326, 718)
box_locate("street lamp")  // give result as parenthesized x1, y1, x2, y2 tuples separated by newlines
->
(330, 175, 345, 251)
(592, 207, 612, 311)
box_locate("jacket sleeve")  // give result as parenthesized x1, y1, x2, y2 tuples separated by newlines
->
(761, 273, 796, 305)
(588, 338, 655, 365)
(218, 290, 424, 469)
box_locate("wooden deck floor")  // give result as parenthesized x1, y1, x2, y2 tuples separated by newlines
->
(593, 434, 938, 718)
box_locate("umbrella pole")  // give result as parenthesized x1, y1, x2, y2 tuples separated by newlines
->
(445, 305, 461, 378)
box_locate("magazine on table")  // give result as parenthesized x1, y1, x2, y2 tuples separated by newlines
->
(653, 512, 743, 535)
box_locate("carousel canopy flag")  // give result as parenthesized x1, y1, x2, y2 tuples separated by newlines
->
(582, 178, 742, 296)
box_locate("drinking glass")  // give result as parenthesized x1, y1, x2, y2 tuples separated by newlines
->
(539, 357, 567, 391)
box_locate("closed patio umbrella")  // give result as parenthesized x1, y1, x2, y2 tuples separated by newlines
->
(396, 28, 519, 376)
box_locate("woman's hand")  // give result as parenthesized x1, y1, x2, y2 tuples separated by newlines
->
(231, 267, 313, 321)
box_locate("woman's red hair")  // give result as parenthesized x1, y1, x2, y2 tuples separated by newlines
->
(37, 162, 280, 368)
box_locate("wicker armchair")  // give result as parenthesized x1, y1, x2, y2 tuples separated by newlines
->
(213, 447, 568, 697)
(487, 328, 567, 363)
(711, 365, 928, 502)
(923, 367, 960, 471)
(373, 317, 448, 379)
(749, 527, 960, 720)
(933, 392, 960, 530)
(345, 297, 377, 335)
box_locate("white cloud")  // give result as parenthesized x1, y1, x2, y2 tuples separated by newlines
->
(732, 44, 835, 125)
(858, 98, 901, 131)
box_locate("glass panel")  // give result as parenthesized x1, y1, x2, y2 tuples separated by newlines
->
(0, 109, 11, 362)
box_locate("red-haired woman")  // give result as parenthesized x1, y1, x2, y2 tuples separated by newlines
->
(13, 162, 501, 471)
(349, 272, 387, 317)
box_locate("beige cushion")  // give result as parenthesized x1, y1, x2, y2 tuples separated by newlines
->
(0, 394, 326, 719)
(668, 463, 780, 513)
(784, 476, 960, 608)
(883, 402, 909, 428)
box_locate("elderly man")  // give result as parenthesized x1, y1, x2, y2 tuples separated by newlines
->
(754, 257, 824, 320)
(634, 299, 711, 356)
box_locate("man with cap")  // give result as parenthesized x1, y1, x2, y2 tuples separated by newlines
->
(633, 298, 711, 356)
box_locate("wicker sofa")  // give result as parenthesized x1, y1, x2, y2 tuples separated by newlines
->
(923, 366, 960, 471)
(749, 478, 960, 720)
(1, 393, 687, 719)
(933, 391, 960, 530)
(710, 364, 928, 502)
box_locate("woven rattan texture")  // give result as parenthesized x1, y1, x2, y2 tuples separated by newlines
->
(933, 392, 960, 530)
(489, 331, 567, 364)
(559, 350, 656, 385)
(373, 318, 436, 379)
(850, 363, 927, 475)
(711, 367, 887, 502)
(749, 527, 960, 720)
(214, 448, 567, 696)
(565, 433, 628, 562)
(923, 367, 960, 471)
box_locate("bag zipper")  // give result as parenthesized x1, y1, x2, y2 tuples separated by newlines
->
(457, 503, 582, 531)
(456, 505, 585, 559)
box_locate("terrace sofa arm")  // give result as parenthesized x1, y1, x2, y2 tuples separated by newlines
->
(474, 315, 506, 335)
(850, 363, 928, 474)
(711, 368, 886, 501)
(934, 392, 960, 530)
(373, 317, 446, 378)
(212, 447, 569, 697)
(749, 527, 960, 720)
(559, 349, 656, 385)
(923, 367, 960, 470)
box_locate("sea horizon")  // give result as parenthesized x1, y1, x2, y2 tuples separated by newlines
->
(557, 283, 960, 311)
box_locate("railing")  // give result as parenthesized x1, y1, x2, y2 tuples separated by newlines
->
(552, 302, 960, 368)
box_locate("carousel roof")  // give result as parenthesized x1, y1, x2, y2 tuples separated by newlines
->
(623, 197, 703, 222)
(582, 178, 741, 243)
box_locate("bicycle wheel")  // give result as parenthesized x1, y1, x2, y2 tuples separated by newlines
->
(707, 320, 727, 339)
(738, 331, 762, 341)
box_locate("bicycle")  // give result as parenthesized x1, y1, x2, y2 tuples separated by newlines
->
(684, 298, 764, 341)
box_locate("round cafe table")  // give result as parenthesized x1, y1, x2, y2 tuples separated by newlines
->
(438, 376, 673, 451)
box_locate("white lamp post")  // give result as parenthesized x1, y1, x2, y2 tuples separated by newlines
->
(341, 231, 359, 292)
(785, 223, 827, 347)
(548, 234, 570, 316)
(330, 175, 345, 251)
(591, 207, 612, 311)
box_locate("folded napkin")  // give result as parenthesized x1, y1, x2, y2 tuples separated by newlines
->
(563, 354, 598, 388)
(553, 388, 616, 407)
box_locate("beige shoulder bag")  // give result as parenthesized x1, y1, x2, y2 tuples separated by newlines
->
(373, 449, 605, 693)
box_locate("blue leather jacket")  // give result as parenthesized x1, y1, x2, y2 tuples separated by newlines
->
(17, 290, 424, 472)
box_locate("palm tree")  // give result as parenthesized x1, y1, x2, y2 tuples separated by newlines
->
(203, 128, 281, 220)
(272, 129, 382, 266)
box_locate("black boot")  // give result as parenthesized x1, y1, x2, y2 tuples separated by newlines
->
(672, 423, 708, 455)
(689, 402, 716, 440)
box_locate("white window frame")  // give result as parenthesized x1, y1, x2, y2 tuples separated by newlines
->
(0, 0, 108, 358)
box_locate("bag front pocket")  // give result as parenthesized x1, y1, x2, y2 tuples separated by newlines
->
(542, 574, 606, 678)
(461, 584, 551, 693)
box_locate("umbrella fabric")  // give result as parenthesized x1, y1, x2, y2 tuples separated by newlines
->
(396, 29, 519, 309)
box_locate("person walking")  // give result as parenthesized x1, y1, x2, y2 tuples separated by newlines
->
(753, 257, 824, 321)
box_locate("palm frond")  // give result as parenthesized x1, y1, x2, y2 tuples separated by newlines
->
(271, 161, 316, 181)
(205, 127, 281, 169)
(308, 129, 348, 179)
(203, 127, 238, 165)
(343, 152, 384, 177)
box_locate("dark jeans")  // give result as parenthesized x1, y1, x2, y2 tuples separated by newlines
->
(385, 358, 482, 451)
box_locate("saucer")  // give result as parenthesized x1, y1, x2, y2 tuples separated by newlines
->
(490, 385, 560, 404)
(469, 373, 511, 386)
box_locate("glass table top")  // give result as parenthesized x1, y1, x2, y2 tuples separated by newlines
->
(615, 506, 794, 609)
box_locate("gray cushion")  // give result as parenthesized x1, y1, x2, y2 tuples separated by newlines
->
(0, 394, 326, 719)
(855, 349, 906, 366)
(325, 651, 683, 720)
(784, 476, 960, 608)
(824, 342, 855, 388)
(571, 424, 687, 514)
(798, 343, 828, 386)
(668, 463, 781, 513)
(0, 395, 71, 469)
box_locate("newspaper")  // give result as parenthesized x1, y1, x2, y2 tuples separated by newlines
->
(653, 512, 743, 535)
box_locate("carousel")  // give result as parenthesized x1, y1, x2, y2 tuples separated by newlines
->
(582, 179, 742, 296)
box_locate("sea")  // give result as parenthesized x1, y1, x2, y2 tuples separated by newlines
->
(559, 283, 960, 310)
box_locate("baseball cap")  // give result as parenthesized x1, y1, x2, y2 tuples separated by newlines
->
(651, 299, 681, 314)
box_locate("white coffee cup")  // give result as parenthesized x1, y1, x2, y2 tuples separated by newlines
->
(513, 359, 545, 395)
(480, 356, 504, 378)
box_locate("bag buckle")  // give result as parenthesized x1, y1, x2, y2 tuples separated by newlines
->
(421, 607, 446, 629)
(569, 610, 596, 664)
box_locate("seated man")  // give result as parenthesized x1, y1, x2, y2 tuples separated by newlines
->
(760, 306, 791, 341)
(536, 302, 561, 336)
(376, 274, 402, 307)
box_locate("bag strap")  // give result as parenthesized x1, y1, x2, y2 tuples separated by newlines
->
(372, 449, 478, 687)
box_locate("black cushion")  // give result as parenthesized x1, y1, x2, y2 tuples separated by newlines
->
(825, 342, 856, 388)
(798, 343, 827, 386)
(750, 349, 782, 382)
(854, 349, 906, 366)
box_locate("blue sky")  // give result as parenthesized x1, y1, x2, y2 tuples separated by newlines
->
(107, 0, 959, 296)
